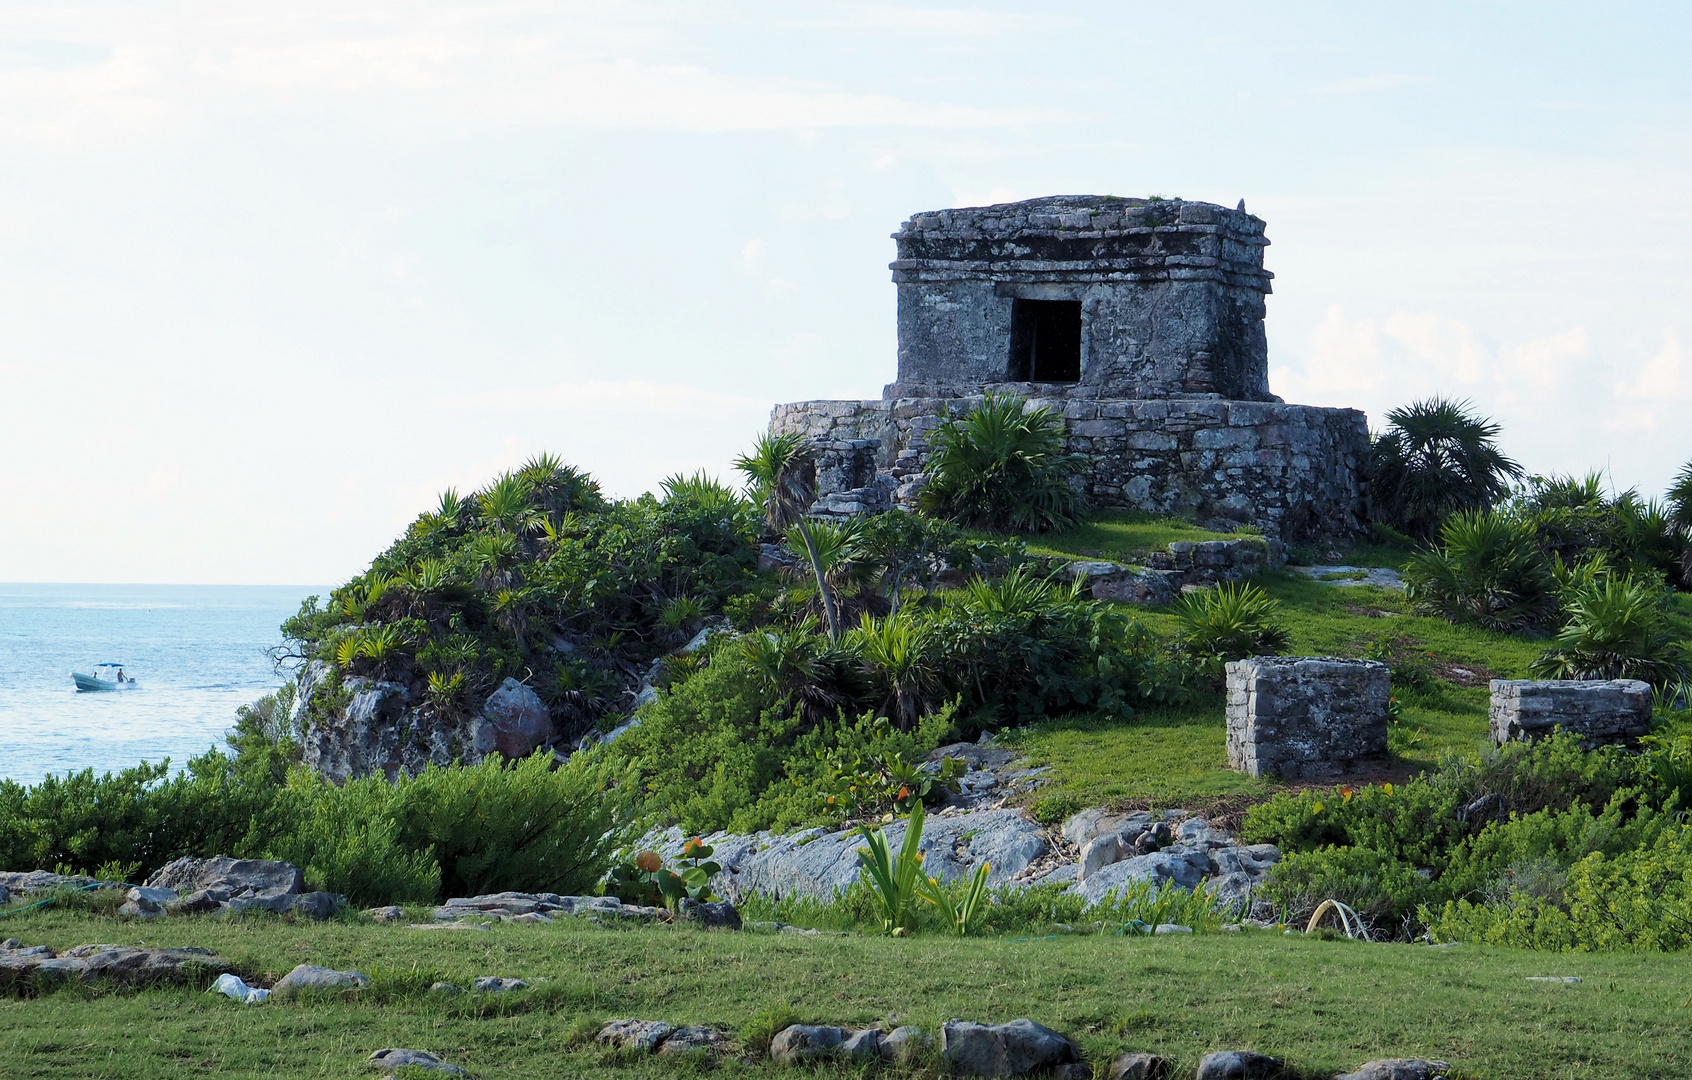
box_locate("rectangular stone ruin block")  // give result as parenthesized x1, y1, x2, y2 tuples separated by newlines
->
(1226, 657, 1390, 779)
(1489, 679, 1653, 748)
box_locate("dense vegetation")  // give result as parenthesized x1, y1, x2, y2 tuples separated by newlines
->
(8, 394, 1692, 957)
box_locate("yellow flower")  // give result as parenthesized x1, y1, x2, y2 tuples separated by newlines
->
(1383, 782, 1395, 796)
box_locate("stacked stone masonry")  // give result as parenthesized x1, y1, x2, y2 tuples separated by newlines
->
(771, 195, 1371, 542)
(770, 395, 1368, 542)
(1226, 657, 1391, 780)
(1489, 679, 1653, 748)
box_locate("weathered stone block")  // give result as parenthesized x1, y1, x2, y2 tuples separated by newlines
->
(1226, 658, 1390, 780)
(1489, 679, 1652, 748)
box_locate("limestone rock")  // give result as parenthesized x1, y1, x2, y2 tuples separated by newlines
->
(473, 976, 528, 992)
(1, 942, 231, 988)
(597, 1019, 674, 1053)
(732, 809, 1048, 902)
(146, 856, 302, 901)
(880, 1025, 931, 1065)
(367, 1049, 466, 1076)
(1195, 1050, 1285, 1079)
(656, 1025, 732, 1057)
(118, 885, 177, 918)
(840, 1028, 883, 1060)
(1110, 1052, 1170, 1080)
(940, 1019, 1078, 1077)
(365, 905, 405, 922)
(676, 898, 741, 929)
(0, 870, 106, 895)
(272, 964, 370, 995)
(1073, 847, 1211, 904)
(1334, 1060, 1452, 1080)
(473, 677, 554, 759)
(769, 1025, 846, 1063)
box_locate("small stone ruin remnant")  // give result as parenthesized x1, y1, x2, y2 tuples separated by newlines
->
(1225, 657, 1390, 779)
(1488, 679, 1653, 748)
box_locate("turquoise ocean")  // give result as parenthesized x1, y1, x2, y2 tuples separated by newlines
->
(0, 584, 321, 786)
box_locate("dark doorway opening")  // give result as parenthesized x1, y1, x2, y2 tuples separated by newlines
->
(1008, 299, 1082, 382)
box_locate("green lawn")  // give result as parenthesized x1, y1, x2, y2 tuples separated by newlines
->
(1020, 511, 1259, 566)
(1002, 529, 1560, 811)
(4, 910, 1691, 1079)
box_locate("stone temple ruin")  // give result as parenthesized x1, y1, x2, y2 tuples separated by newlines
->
(771, 196, 1369, 542)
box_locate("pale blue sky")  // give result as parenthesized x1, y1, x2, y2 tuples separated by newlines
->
(2, 2, 1689, 583)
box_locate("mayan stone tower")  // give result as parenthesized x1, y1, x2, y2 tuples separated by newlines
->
(770, 195, 1369, 542)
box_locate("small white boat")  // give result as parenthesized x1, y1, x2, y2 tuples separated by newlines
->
(72, 662, 139, 692)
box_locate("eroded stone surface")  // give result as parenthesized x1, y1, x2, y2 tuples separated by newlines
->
(1196, 1050, 1285, 1079)
(940, 1018, 1077, 1078)
(597, 1020, 675, 1053)
(0, 941, 231, 988)
(367, 1049, 466, 1076)
(1110, 1052, 1170, 1080)
(1226, 657, 1390, 780)
(272, 964, 370, 995)
(1489, 679, 1652, 748)
(769, 1025, 846, 1063)
(1334, 1060, 1452, 1080)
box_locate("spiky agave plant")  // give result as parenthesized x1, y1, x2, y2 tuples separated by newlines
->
(1403, 510, 1559, 634)
(1173, 582, 1292, 661)
(478, 472, 539, 535)
(851, 613, 935, 730)
(1370, 397, 1522, 540)
(1531, 573, 1691, 685)
(917, 393, 1088, 533)
(659, 471, 745, 517)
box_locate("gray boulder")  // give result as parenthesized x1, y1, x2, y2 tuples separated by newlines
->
(0, 884, 8, 905)
(118, 885, 178, 919)
(272, 963, 370, 995)
(367, 1049, 465, 1076)
(880, 1025, 931, 1065)
(1073, 847, 1211, 904)
(940, 1019, 1078, 1077)
(677, 898, 741, 929)
(0, 870, 106, 895)
(365, 905, 405, 922)
(769, 1025, 846, 1062)
(656, 1026, 732, 1057)
(1196, 1050, 1285, 1079)
(734, 809, 1049, 902)
(1334, 1060, 1452, 1080)
(146, 856, 303, 897)
(841, 1029, 883, 1060)
(1110, 1052, 1170, 1079)
(473, 678, 554, 760)
(0, 944, 231, 989)
(473, 976, 528, 992)
(597, 1019, 674, 1053)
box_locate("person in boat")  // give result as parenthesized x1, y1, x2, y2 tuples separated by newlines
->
(116, 668, 125, 682)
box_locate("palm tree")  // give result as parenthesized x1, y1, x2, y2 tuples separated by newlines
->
(851, 614, 934, 729)
(917, 393, 1088, 533)
(1370, 398, 1522, 540)
(735, 432, 816, 536)
(785, 518, 863, 641)
(520, 454, 604, 520)
(1669, 460, 1692, 588)
(478, 472, 539, 535)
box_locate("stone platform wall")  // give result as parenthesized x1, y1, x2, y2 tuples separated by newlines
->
(770, 395, 1370, 542)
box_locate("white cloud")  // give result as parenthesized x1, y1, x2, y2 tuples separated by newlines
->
(0, 3, 1067, 147)
(1611, 331, 1691, 431)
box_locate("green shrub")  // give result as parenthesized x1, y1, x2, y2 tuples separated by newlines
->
(1370, 397, 1522, 539)
(1257, 844, 1430, 930)
(918, 393, 1089, 533)
(1403, 510, 1559, 633)
(1172, 582, 1290, 665)
(1530, 572, 1690, 686)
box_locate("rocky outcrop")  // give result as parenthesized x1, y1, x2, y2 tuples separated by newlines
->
(0, 940, 231, 989)
(597, 1019, 732, 1060)
(941, 1019, 1079, 1077)
(646, 807, 1049, 903)
(1063, 811, 1278, 908)
(1196, 1050, 1285, 1079)
(271, 963, 370, 995)
(142, 856, 341, 920)
(472, 678, 555, 759)
(300, 670, 564, 783)
(368, 1049, 466, 1077)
